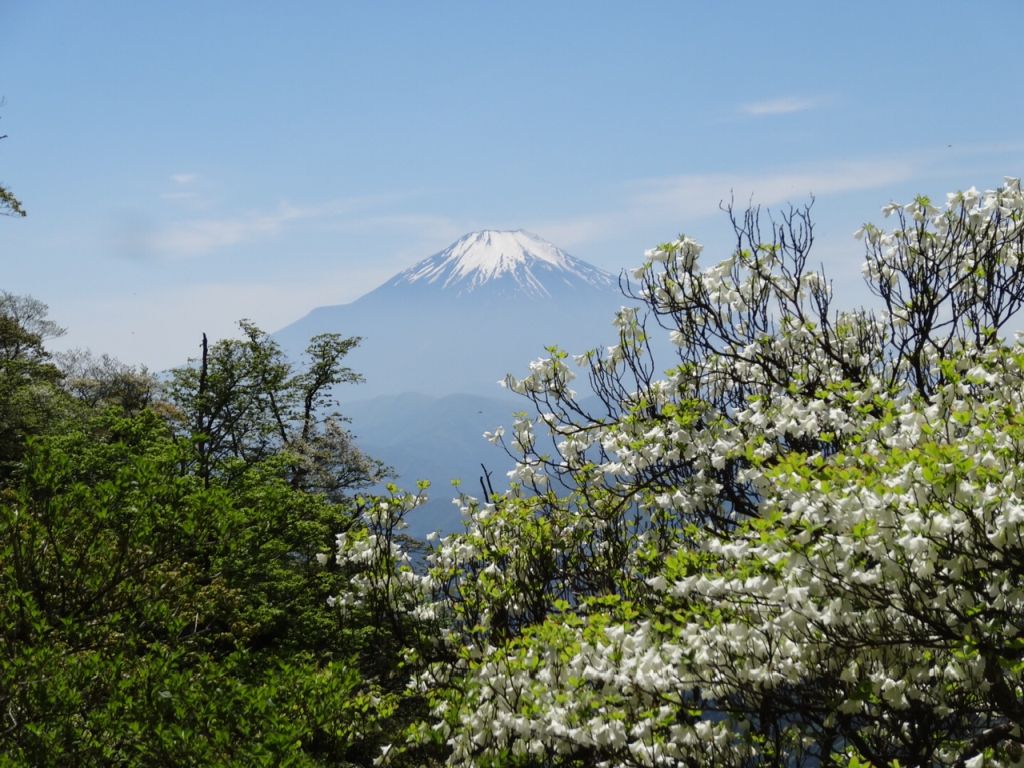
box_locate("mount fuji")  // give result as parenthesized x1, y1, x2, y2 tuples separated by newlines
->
(383, 229, 615, 299)
(274, 230, 626, 400)
(272, 231, 634, 533)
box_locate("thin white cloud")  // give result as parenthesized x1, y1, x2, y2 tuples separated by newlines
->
(534, 214, 621, 251)
(629, 160, 917, 219)
(160, 173, 206, 208)
(321, 212, 465, 243)
(140, 158, 918, 268)
(147, 196, 401, 258)
(531, 158, 918, 252)
(740, 96, 819, 116)
(152, 205, 306, 256)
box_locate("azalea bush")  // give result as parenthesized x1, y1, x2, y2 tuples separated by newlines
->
(337, 179, 1024, 766)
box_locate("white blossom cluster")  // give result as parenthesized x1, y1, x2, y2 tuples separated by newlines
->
(430, 350, 1024, 765)
(334, 180, 1024, 767)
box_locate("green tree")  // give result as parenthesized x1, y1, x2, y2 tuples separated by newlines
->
(57, 348, 157, 414)
(0, 308, 412, 765)
(0, 408, 399, 766)
(0, 117, 25, 217)
(0, 293, 69, 482)
(0, 184, 24, 217)
(166, 321, 387, 495)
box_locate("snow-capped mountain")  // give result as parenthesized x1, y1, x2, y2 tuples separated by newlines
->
(272, 231, 646, 533)
(273, 230, 628, 400)
(384, 230, 615, 298)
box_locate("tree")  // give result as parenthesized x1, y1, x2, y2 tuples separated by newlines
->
(57, 348, 157, 413)
(338, 178, 1024, 766)
(0, 184, 25, 217)
(0, 115, 25, 217)
(0, 305, 419, 765)
(0, 409, 401, 766)
(165, 320, 387, 494)
(0, 293, 68, 482)
(0, 292, 65, 364)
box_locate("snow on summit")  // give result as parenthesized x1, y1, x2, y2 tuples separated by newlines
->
(388, 230, 615, 298)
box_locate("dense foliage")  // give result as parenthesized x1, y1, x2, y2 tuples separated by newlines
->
(0, 317, 405, 766)
(336, 179, 1024, 767)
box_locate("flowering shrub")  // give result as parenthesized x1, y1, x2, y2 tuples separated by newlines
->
(335, 179, 1024, 767)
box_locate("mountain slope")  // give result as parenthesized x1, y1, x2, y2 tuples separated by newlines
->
(274, 230, 628, 401)
(346, 392, 514, 535)
(382, 230, 615, 298)
(272, 231, 643, 534)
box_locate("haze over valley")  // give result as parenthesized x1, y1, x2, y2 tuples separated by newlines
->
(273, 229, 643, 533)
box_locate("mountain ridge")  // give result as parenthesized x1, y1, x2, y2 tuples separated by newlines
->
(272, 230, 628, 399)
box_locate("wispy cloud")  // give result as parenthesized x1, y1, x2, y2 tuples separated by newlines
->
(740, 96, 819, 116)
(320, 212, 465, 243)
(161, 172, 204, 205)
(534, 214, 622, 251)
(531, 158, 918, 251)
(629, 160, 916, 219)
(128, 158, 919, 267)
(138, 195, 466, 261)
(151, 203, 310, 256)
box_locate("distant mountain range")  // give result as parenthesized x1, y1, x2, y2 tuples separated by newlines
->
(342, 391, 514, 536)
(272, 230, 645, 535)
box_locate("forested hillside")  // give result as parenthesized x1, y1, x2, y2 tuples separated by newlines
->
(5, 180, 1024, 766)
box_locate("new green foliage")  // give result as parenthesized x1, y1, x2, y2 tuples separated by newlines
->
(338, 180, 1024, 767)
(0, 303, 406, 765)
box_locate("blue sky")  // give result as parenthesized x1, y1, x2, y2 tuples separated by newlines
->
(2, 1, 1022, 369)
